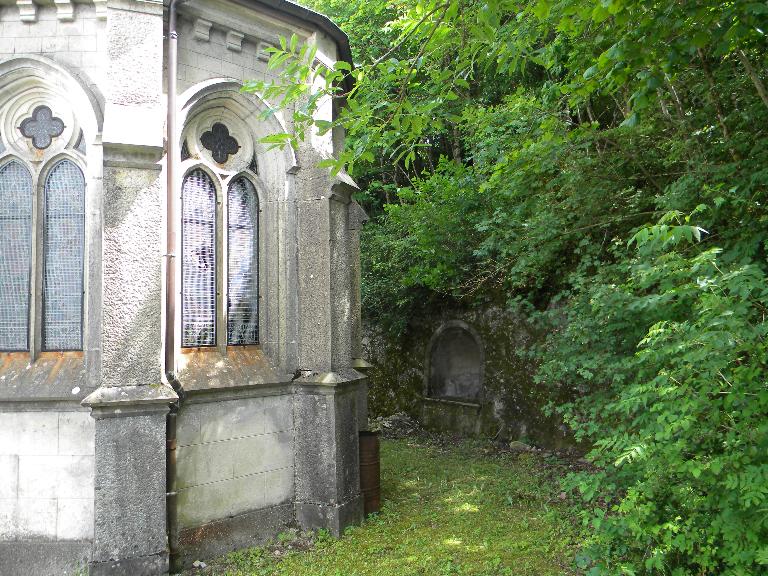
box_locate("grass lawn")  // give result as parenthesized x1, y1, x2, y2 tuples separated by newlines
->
(187, 437, 583, 576)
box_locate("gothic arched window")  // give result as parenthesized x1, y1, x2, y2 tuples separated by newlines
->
(227, 176, 259, 345)
(182, 169, 217, 347)
(42, 159, 85, 350)
(0, 160, 33, 351)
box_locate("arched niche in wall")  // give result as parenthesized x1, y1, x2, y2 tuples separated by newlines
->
(425, 321, 484, 402)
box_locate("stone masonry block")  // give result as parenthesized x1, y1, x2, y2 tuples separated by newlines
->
(54, 51, 82, 69)
(17, 455, 93, 500)
(68, 34, 96, 52)
(262, 395, 293, 433)
(13, 36, 42, 53)
(18, 455, 59, 499)
(0, 412, 59, 456)
(56, 498, 94, 540)
(0, 455, 18, 499)
(197, 398, 265, 443)
(184, 65, 212, 85)
(31, 19, 57, 36)
(177, 473, 266, 529)
(2, 20, 32, 37)
(0, 498, 13, 539)
(231, 431, 293, 477)
(56, 18, 83, 36)
(175, 407, 201, 448)
(57, 455, 94, 499)
(175, 442, 234, 490)
(58, 412, 95, 456)
(41, 36, 69, 52)
(264, 467, 294, 507)
(227, 473, 267, 518)
(16, 498, 58, 540)
(81, 16, 102, 35)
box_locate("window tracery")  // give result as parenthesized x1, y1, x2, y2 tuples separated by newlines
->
(227, 176, 258, 345)
(19, 105, 65, 150)
(200, 122, 239, 164)
(182, 169, 217, 347)
(0, 96, 88, 353)
(179, 105, 262, 349)
(42, 159, 85, 350)
(0, 160, 32, 350)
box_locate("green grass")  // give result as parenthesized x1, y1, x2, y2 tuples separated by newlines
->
(194, 437, 582, 576)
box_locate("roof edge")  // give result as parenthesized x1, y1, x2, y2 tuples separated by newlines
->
(228, 0, 352, 67)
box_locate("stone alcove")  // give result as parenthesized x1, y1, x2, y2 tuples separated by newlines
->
(425, 321, 484, 402)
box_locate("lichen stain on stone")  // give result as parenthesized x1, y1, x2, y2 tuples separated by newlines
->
(363, 305, 576, 448)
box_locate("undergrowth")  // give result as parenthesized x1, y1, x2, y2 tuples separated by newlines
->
(185, 437, 584, 576)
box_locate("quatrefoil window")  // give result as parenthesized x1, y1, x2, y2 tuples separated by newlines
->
(200, 123, 240, 164)
(19, 105, 65, 150)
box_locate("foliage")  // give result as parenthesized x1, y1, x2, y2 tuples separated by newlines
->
(538, 231, 768, 574)
(182, 438, 582, 576)
(243, 0, 768, 573)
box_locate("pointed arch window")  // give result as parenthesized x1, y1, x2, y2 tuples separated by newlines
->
(0, 160, 33, 351)
(182, 169, 217, 347)
(227, 176, 258, 345)
(42, 159, 85, 350)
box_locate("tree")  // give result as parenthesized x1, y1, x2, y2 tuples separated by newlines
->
(245, 1, 768, 573)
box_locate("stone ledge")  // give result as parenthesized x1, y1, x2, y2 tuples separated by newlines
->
(0, 352, 90, 403)
(177, 346, 292, 400)
(82, 383, 178, 417)
(292, 369, 367, 395)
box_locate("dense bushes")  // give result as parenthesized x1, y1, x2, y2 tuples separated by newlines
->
(261, 0, 768, 571)
(541, 237, 768, 574)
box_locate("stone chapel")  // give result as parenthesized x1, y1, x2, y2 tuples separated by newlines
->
(0, 0, 370, 574)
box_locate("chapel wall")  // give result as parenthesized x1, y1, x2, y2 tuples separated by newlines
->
(0, 4, 106, 88)
(0, 0, 365, 571)
(0, 3, 104, 564)
(0, 408, 94, 575)
(174, 393, 294, 529)
(176, 16, 269, 92)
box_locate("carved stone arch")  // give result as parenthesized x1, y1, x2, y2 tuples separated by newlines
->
(0, 56, 103, 162)
(425, 320, 485, 402)
(38, 150, 88, 187)
(178, 78, 298, 194)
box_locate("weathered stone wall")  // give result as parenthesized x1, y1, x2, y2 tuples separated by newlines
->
(0, 1, 107, 567)
(0, 408, 94, 575)
(0, 4, 106, 87)
(364, 305, 575, 448)
(0, 0, 366, 572)
(175, 394, 294, 530)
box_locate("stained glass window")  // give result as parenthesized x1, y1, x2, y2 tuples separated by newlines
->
(182, 169, 216, 347)
(42, 159, 85, 350)
(19, 105, 65, 150)
(227, 177, 258, 345)
(0, 161, 32, 350)
(200, 123, 239, 164)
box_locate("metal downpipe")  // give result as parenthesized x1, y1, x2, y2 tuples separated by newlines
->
(166, 0, 184, 570)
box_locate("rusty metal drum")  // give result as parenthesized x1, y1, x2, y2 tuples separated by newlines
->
(359, 431, 381, 515)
